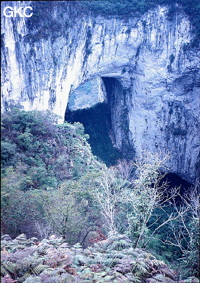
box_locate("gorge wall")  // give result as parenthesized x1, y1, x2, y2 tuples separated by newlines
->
(1, 1, 200, 184)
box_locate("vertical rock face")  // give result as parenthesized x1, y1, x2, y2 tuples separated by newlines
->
(1, 1, 200, 183)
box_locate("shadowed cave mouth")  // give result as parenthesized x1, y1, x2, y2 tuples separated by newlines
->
(65, 103, 121, 166)
(65, 77, 124, 166)
(160, 173, 194, 204)
(64, 77, 194, 200)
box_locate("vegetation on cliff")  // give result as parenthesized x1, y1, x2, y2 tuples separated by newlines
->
(27, 1, 200, 45)
(80, 0, 200, 44)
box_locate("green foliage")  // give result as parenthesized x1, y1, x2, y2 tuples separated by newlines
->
(80, 0, 151, 16)
(119, 153, 168, 248)
(1, 233, 180, 282)
(145, 214, 182, 262)
(1, 108, 95, 186)
(145, 191, 200, 278)
(182, 219, 199, 277)
(79, 0, 200, 44)
(40, 184, 99, 244)
(1, 108, 103, 240)
(1, 142, 17, 166)
(18, 0, 200, 47)
(1, 108, 198, 280)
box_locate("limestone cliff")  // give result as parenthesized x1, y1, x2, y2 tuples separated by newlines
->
(1, 1, 200, 183)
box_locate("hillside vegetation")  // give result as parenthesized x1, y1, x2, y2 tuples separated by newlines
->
(2, 233, 195, 283)
(1, 107, 104, 243)
(1, 108, 199, 281)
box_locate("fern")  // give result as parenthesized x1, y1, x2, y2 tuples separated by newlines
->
(15, 256, 43, 278)
(1, 275, 17, 283)
(1, 262, 16, 278)
(1, 264, 9, 276)
(31, 264, 49, 276)
(19, 271, 32, 282)
(37, 245, 48, 255)
(1, 233, 180, 282)
(130, 276, 141, 283)
(23, 275, 42, 283)
(40, 267, 79, 283)
(114, 256, 135, 274)
(132, 261, 149, 276)
(6, 247, 37, 263)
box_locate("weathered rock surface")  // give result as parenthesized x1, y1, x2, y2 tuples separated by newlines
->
(1, 1, 200, 183)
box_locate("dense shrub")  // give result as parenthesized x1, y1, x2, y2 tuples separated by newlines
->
(1, 108, 103, 240)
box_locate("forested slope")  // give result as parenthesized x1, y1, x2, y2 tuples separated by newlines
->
(1, 108, 199, 281)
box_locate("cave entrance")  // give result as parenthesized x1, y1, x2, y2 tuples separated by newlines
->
(160, 173, 194, 204)
(65, 103, 121, 166)
(101, 77, 135, 160)
(162, 173, 193, 190)
(65, 76, 135, 165)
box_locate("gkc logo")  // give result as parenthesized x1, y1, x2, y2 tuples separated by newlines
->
(3, 6, 33, 17)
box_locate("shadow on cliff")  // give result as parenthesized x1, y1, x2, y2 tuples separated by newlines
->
(65, 103, 122, 166)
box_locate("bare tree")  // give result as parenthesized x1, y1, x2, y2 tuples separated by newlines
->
(162, 186, 199, 253)
(115, 159, 135, 181)
(148, 185, 200, 278)
(34, 221, 52, 239)
(119, 152, 173, 247)
(90, 165, 129, 234)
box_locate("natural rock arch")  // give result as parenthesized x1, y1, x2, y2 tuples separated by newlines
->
(1, 2, 199, 183)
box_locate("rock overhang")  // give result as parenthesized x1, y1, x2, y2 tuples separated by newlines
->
(1, 2, 199, 184)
